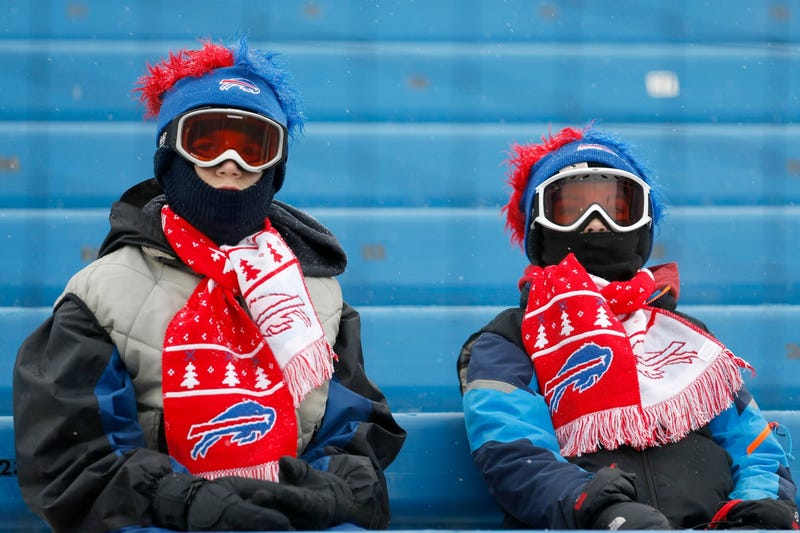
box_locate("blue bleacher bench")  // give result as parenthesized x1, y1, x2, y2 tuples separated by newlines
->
(3, 123, 800, 210)
(1, 207, 799, 308)
(0, 410, 798, 531)
(2, 305, 800, 417)
(6, 1, 797, 44)
(3, 41, 800, 125)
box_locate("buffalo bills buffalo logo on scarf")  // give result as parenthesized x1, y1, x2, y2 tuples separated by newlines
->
(188, 400, 277, 459)
(544, 343, 613, 412)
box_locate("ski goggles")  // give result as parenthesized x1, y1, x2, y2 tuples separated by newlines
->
(532, 167, 651, 233)
(164, 108, 286, 172)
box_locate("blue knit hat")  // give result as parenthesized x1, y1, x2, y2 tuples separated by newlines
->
(137, 36, 304, 143)
(156, 66, 287, 139)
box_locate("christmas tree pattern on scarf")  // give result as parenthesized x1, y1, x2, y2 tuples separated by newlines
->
(521, 253, 751, 456)
(161, 206, 335, 481)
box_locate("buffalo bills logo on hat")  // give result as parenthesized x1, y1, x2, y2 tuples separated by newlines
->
(544, 342, 612, 412)
(188, 400, 276, 459)
(576, 143, 618, 155)
(219, 78, 261, 95)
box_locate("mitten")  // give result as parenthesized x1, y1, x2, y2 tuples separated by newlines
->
(707, 498, 800, 529)
(574, 467, 672, 530)
(592, 501, 673, 530)
(152, 473, 292, 531)
(279, 456, 361, 529)
(327, 454, 390, 529)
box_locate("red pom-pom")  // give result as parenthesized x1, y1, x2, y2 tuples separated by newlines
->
(135, 41, 235, 118)
(503, 126, 586, 247)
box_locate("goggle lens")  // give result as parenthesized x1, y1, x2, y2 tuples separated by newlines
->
(174, 109, 284, 172)
(535, 169, 650, 232)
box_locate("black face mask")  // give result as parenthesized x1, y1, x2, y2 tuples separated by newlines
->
(538, 225, 650, 281)
(155, 147, 279, 246)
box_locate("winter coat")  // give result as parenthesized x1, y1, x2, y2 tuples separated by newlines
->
(13, 179, 406, 532)
(457, 279, 796, 529)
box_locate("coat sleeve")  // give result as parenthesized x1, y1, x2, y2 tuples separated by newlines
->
(673, 305, 797, 504)
(461, 326, 590, 529)
(299, 301, 407, 528)
(13, 294, 177, 533)
(708, 386, 797, 503)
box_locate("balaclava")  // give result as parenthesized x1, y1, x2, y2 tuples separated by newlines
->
(135, 37, 304, 245)
(503, 124, 666, 281)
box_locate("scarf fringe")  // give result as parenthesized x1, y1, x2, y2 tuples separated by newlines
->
(557, 351, 747, 456)
(200, 460, 281, 482)
(283, 336, 335, 406)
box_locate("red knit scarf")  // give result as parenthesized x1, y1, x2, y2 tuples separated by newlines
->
(521, 253, 751, 456)
(160, 206, 335, 480)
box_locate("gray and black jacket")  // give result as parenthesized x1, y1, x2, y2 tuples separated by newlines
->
(14, 179, 406, 532)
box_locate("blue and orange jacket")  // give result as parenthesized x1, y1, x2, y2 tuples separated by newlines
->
(458, 286, 796, 529)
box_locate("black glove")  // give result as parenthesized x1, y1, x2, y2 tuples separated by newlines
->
(574, 467, 672, 530)
(278, 455, 389, 529)
(326, 454, 390, 529)
(591, 501, 673, 530)
(152, 473, 293, 531)
(707, 498, 800, 529)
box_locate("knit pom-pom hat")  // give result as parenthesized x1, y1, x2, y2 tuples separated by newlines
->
(135, 36, 304, 142)
(503, 123, 666, 264)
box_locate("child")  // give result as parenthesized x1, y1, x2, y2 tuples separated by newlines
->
(14, 37, 405, 532)
(457, 124, 798, 530)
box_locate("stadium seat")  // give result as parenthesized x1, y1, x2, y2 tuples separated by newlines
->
(0, 207, 798, 307)
(3, 304, 800, 416)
